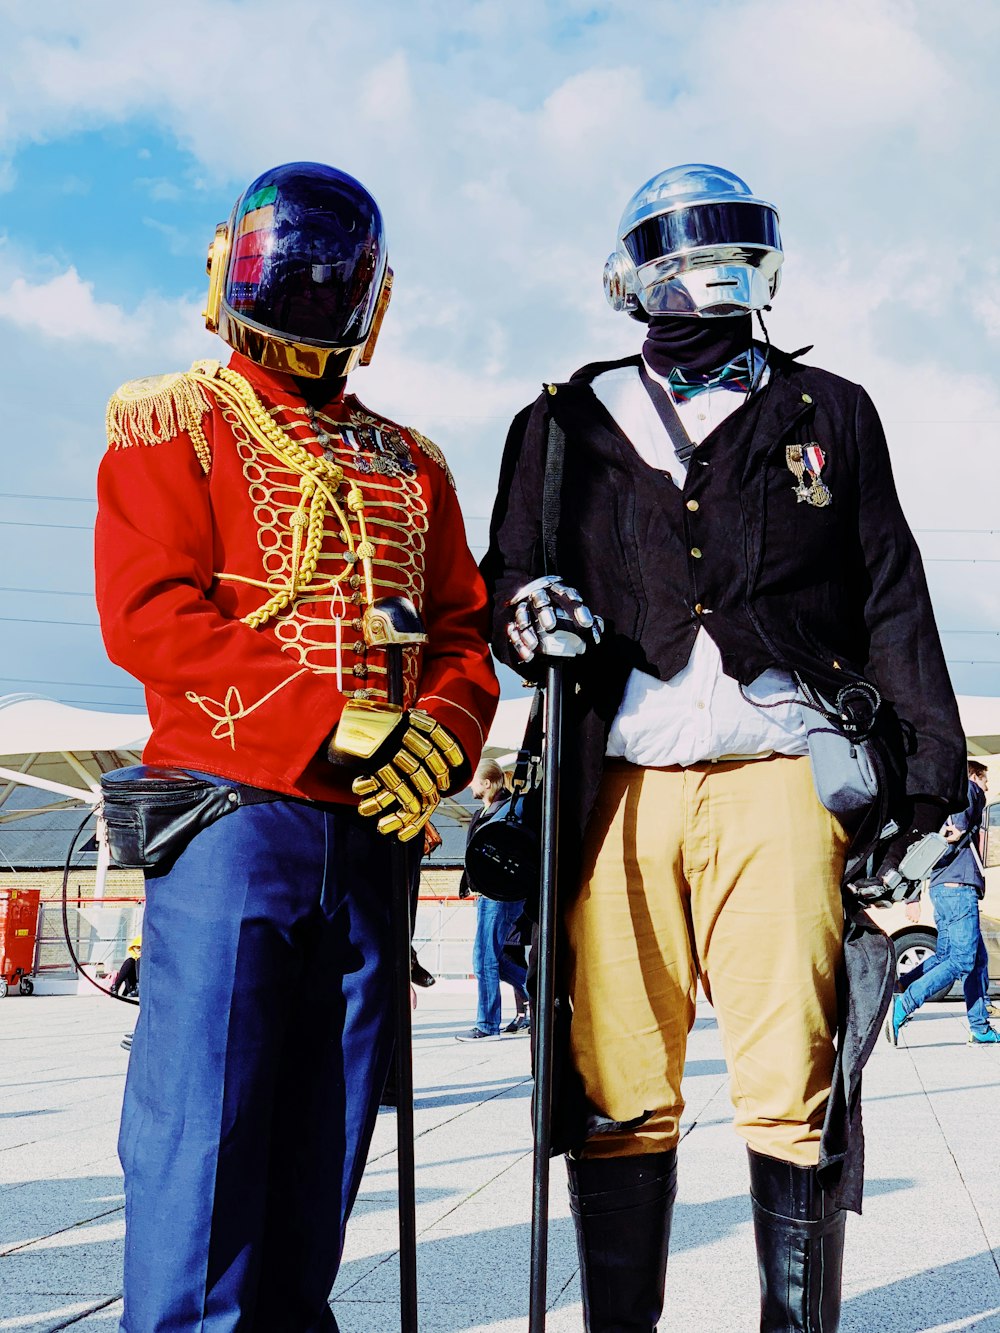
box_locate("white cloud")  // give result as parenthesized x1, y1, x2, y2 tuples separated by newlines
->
(0, 0, 998, 695)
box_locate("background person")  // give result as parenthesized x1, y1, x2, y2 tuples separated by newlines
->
(457, 759, 531, 1040)
(888, 760, 996, 1045)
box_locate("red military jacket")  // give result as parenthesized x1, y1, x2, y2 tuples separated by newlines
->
(95, 351, 499, 803)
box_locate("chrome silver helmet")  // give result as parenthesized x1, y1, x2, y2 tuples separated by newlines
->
(604, 164, 783, 319)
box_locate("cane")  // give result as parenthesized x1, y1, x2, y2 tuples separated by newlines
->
(529, 659, 564, 1333)
(363, 596, 427, 1333)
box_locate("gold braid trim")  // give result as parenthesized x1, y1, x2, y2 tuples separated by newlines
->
(185, 669, 308, 749)
(105, 370, 213, 474)
(407, 428, 456, 490)
(188, 362, 376, 628)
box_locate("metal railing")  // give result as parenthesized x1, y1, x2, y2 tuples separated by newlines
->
(36, 892, 478, 982)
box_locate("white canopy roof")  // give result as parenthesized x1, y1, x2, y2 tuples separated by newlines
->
(0, 693, 150, 810)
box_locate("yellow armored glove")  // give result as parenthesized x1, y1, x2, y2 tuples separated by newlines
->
(351, 709, 464, 841)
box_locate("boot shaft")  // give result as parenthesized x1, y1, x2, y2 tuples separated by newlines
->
(748, 1149, 845, 1333)
(567, 1150, 677, 1333)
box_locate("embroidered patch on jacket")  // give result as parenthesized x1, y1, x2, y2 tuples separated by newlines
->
(785, 443, 832, 507)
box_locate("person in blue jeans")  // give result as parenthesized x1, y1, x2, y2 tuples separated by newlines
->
(887, 760, 996, 1045)
(457, 759, 530, 1040)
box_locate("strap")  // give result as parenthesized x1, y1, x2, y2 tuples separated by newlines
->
(637, 363, 697, 466)
(542, 417, 566, 575)
(510, 690, 544, 792)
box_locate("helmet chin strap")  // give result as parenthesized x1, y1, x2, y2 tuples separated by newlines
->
(642, 313, 753, 375)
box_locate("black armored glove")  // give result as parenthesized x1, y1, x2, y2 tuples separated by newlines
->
(329, 704, 465, 842)
(506, 574, 604, 664)
(849, 800, 950, 906)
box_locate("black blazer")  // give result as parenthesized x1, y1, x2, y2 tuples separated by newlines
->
(483, 349, 966, 875)
(480, 348, 967, 1208)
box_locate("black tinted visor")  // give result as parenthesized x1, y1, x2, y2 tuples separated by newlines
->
(624, 201, 780, 267)
(224, 168, 387, 347)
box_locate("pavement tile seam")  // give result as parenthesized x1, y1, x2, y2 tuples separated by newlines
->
(45, 1295, 122, 1332)
(0, 1205, 124, 1259)
(908, 1045, 1000, 1278)
(366, 1075, 533, 1166)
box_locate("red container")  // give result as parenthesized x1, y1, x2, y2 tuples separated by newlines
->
(0, 888, 40, 996)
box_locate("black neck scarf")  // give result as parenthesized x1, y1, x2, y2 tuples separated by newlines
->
(294, 372, 348, 409)
(642, 315, 753, 376)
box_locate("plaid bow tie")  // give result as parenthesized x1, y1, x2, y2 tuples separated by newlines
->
(667, 354, 755, 402)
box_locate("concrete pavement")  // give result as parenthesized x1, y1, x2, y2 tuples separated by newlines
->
(2, 987, 1000, 1332)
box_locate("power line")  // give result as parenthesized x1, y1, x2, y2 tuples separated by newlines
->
(0, 586, 92, 598)
(0, 491, 95, 503)
(0, 519, 92, 532)
(0, 615, 98, 627)
(0, 675, 143, 692)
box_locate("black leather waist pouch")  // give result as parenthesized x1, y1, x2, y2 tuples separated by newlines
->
(100, 766, 283, 872)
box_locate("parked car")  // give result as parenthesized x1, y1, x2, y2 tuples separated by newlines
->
(865, 756, 1000, 997)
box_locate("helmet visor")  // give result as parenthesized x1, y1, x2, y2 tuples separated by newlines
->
(224, 168, 387, 348)
(623, 201, 780, 268)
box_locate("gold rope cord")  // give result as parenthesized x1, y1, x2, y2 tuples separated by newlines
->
(221, 392, 429, 707)
(190, 364, 380, 627)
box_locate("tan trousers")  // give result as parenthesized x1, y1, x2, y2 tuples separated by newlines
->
(565, 756, 847, 1166)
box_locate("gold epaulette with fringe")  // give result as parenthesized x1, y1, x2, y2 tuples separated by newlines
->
(407, 427, 456, 490)
(105, 365, 216, 474)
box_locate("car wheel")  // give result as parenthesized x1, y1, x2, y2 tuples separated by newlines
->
(0, 978, 7, 998)
(18, 977, 34, 996)
(893, 928, 960, 1000)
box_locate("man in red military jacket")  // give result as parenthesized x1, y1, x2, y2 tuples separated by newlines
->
(95, 162, 498, 1333)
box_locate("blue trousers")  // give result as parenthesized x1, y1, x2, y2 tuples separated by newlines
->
(472, 896, 528, 1034)
(118, 797, 395, 1333)
(900, 883, 990, 1034)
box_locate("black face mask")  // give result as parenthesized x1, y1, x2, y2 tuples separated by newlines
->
(642, 315, 753, 376)
(294, 371, 347, 409)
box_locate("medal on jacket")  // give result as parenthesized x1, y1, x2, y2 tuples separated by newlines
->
(785, 443, 832, 507)
(349, 412, 418, 477)
(307, 406, 417, 478)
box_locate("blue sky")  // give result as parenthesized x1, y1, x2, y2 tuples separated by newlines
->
(0, 0, 998, 713)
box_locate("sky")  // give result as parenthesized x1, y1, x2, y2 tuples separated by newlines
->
(0, 0, 998, 714)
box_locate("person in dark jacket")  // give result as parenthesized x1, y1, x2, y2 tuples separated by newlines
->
(482, 164, 966, 1333)
(457, 759, 531, 1039)
(888, 760, 996, 1044)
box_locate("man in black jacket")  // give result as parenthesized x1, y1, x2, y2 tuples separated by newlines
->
(482, 164, 966, 1332)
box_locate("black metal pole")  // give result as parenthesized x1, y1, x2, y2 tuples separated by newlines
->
(387, 648, 419, 1333)
(529, 661, 563, 1333)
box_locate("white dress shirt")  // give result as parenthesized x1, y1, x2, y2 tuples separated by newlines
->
(593, 357, 809, 767)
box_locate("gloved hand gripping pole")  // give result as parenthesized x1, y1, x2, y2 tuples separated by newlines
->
(365, 596, 426, 1333)
(529, 659, 564, 1333)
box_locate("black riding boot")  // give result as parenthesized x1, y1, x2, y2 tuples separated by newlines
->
(748, 1149, 846, 1333)
(566, 1150, 677, 1333)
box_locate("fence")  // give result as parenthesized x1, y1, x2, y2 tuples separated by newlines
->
(34, 887, 478, 988)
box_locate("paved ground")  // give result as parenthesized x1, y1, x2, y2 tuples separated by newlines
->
(2, 987, 1000, 1333)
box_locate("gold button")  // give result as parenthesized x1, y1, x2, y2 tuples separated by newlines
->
(802, 393, 813, 404)
(694, 603, 704, 614)
(690, 547, 702, 559)
(686, 500, 700, 512)
(546, 384, 557, 396)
